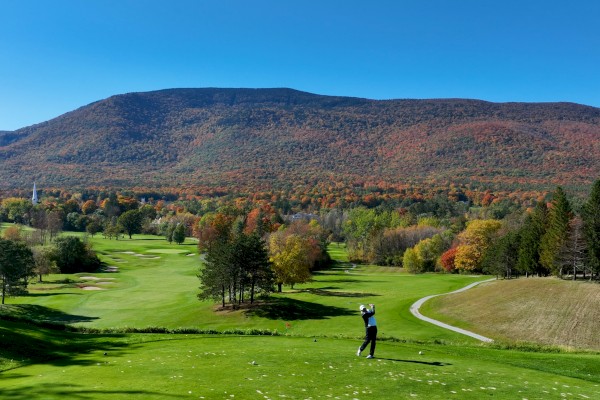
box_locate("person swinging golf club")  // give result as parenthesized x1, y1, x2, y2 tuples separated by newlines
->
(357, 303, 377, 358)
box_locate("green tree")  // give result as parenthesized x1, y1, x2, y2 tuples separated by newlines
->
(482, 230, 521, 278)
(32, 246, 57, 282)
(402, 247, 421, 273)
(118, 209, 143, 239)
(173, 223, 186, 245)
(539, 187, 572, 277)
(582, 179, 600, 280)
(0, 239, 34, 304)
(516, 202, 548, 276)
(198, 239, 231, 307)
(52, 236, 102, 274)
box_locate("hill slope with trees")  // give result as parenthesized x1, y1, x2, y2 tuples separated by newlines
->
(1, 88, 599, 193)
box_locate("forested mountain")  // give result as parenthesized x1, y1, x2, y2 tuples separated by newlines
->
(1, 88, 599, 194)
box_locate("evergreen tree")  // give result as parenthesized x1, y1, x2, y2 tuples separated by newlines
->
(483, 230, 521, 278)
(582, 179, 600, 280)
(516, 202, 547, 276)
(173, 223, 186, 244)
(557, 217, 588, 280)
(539, 187, 572, 277)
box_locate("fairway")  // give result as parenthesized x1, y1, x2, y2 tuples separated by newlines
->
(2, 236, 600, 399)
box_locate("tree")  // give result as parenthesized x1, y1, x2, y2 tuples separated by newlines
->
(32, 246, 57, 282)
(454, 219, 502, 272)
(482, 230, 521, 279)
(81, 199, 98, 215)
(539, 187, 572, 277)
(582, 179, 600, 280)
(198, 239, 231, 308)
(440, 247, 458, 272)
(0, 239, 34, 304)
(557, 217, 588, 280)
(402, 247, 421, 273)
(52, 236, 102, 274)
(269, 233, 313, 291)
(118, 209, 143, 239)
(173, 223, 186, 245)
(516, 202, 547, 276)
(198, 232, 273, 306)
(86, 219, 102, 237)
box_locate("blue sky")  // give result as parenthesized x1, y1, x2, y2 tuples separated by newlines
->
(1, 0, 599, 130)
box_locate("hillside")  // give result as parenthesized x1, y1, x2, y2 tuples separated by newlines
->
(1, 88, 599, 193)
(423, 278, 600, 350)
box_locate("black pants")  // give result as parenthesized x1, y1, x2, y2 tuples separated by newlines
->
(360, 326, 377, 356)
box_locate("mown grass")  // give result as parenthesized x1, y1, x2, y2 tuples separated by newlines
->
(1, 320, 599, 399)
(2, 231, 600, 399)
(4, 235, 488, 343)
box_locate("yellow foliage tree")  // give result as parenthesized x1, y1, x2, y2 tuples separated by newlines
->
(269, 233, 312, 291)
(454, 219, 502, 272)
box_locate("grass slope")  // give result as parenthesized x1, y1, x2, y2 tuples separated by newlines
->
(422, 278, 600, 350)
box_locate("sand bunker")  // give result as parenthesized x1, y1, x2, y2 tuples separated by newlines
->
(81, 286, 105, 290)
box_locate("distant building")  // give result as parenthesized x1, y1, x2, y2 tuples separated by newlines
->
(32, 182, 38, 205)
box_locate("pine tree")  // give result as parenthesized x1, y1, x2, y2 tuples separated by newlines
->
(539, 187, 572, 277)
(582, 179, 600, 280)
(516, 202, 547, 276)
(557, 217, 588, 280)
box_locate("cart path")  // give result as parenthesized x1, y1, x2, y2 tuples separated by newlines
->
(410, 279, 496, 343)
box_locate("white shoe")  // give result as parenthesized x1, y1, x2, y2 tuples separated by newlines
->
(356, 347, 362, 356)
(366, 355, 374, 359)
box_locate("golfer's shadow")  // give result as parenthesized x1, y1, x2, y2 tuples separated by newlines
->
(375, 357, 451, 366)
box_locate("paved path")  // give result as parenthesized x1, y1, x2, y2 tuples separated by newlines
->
(410, 279, 496, 343)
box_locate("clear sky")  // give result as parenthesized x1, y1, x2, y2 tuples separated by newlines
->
(1, 0, 599, 130)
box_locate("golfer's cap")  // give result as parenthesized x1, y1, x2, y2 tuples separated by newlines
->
(360, 304, 366, 311)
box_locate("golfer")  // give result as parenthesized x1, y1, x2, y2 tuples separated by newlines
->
(357, 303, 377, 358)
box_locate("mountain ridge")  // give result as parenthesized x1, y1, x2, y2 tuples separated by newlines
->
(1, 88, 599, 194)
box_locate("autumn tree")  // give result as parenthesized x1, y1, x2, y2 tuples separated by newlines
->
(269, 233, 313, 291)
(454, 219, 502, 272)
(440, 247, 458, 272)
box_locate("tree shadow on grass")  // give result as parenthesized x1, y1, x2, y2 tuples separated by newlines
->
(244, 297, 355, 320)
(0, 319, 133, 374)
(0, 383, 183, 400)
(376, 357, 451, 366)
(299, 288, 380, 298)
(0, 304, 98, 324)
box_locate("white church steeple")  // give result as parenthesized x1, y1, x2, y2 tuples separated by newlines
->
(32, 182, 38, 205)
